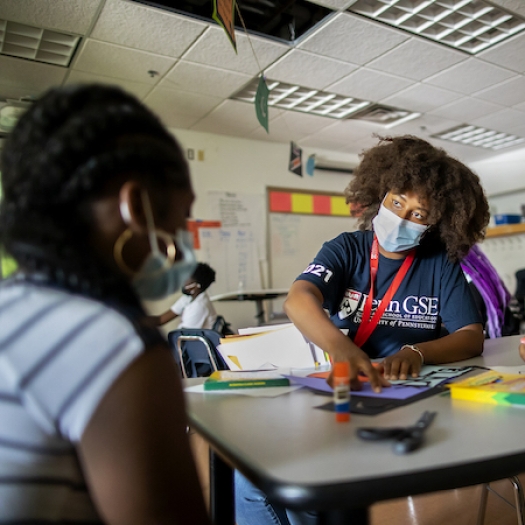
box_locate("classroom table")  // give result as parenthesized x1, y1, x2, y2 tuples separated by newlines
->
(185, 334, 525, 525)
(210, 288, 289, 325)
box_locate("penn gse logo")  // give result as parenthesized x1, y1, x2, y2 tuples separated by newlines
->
(338, 289, 363, 320)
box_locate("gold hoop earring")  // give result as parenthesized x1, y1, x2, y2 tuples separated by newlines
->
(113, 228, 177, 276)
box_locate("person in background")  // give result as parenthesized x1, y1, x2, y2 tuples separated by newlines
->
(0, 84, 210, 525)
(236, 135, 490, 525)
(150, 262, 217, 329)
(460, 244, 513, 338)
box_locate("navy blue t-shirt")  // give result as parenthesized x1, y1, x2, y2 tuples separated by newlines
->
(295, 231, 480, 358)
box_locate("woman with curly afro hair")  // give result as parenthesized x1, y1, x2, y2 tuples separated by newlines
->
(286, 134, 489, 389)
(236, 134, 490, 525)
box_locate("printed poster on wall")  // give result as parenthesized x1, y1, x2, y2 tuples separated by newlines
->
(198, 227, 261, 295)
(207, 191, 266, 261)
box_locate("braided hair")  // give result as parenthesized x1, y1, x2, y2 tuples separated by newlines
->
(344, 135, 490, 261)
(0, 84, 191, 311)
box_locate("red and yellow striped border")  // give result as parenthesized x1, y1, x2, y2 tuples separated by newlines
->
(268, 189, 350, 217)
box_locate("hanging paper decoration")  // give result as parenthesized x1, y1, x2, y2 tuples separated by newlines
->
(289, 142, 303, 177)
(255, 76, 269, 133)
(212, 0, 237, 52)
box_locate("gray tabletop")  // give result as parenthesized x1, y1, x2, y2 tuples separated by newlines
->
(185, 334, 525, 511)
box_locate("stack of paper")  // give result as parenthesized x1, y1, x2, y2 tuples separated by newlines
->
(448, 370, 525, 407)
(218, 323, 327, 371)
(203, 370, 290, 390)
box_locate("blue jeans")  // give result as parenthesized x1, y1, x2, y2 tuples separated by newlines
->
(235, 471, 318, 525)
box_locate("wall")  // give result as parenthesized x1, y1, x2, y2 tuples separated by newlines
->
(470, 148, 525, 198)
(469, 149, 525, 296)
(144, 128, 361, 334)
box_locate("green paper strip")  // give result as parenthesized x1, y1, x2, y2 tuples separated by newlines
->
(255, 76, 269, 133)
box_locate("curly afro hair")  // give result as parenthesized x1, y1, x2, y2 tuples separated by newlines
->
(344, 135, 489, 261)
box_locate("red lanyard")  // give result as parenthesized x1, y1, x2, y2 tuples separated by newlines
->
(353, 235, 415, 348)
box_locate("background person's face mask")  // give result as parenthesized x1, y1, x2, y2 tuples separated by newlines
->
(372, 203, 428, 253)
(130, 192, 197, 300)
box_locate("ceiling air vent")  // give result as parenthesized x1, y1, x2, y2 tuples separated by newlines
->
(0, 19, 80, 67)
(130, 0, 334, 43)
(348, 104, 420, 128)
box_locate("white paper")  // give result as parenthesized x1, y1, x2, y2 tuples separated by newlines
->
(217, 324, 318, 370)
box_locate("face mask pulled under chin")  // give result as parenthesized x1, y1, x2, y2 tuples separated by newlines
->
(372, 203, 429, 253)
(133, 229, 197, 301)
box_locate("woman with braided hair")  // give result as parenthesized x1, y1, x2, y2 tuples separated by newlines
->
(0, 84, 210, 524)
(236, 135, 490, 525)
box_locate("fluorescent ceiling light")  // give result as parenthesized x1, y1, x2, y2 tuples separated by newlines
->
(0, 19, 80, 67)
(347, 0, 525, 54)
(432, 124, 525, 150)
(232, 78, 420, 127)
(232, 78, 371, 119)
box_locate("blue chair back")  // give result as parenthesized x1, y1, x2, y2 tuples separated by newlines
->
(167, 328, 228, 378)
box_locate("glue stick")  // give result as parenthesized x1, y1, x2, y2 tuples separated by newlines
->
(333, 361, 350, 422)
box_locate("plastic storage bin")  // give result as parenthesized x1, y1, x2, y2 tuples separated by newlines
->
(494, 214, 522, 225)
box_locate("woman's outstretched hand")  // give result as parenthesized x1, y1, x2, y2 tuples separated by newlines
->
(327, 345, 390, 392)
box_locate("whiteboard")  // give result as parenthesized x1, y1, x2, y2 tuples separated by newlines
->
(197, 227, 262, 295)
(268, 213, 359, 289)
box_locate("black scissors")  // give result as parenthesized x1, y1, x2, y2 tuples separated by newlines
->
(356, 411, 437, 455)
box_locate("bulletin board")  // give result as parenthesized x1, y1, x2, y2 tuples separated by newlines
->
(267, 187, 360, 289)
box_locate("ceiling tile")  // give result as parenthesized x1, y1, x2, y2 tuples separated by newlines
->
(191, 100, 261, 136)
(64, 70, 153, 99)
(91, 0, 206, 58)
(473, 76, 525, 107)
(382, 84, 462, 113)
(144, 86, 222, 120)
(72, 39, 176, 84)
(516, 101, 525, 111)
(428, 97, 503, 122)
(472, 108, 525, 133)
(425, 59, 516, 95)
(508, 122, 525, 137)
(387, 113, 461, 138)
(298, 13, 409, 65)
(432, 140, 495, 164)
(489, 0, 525, 18)
(164, 61, 251, 98)
(0, 54, 67, 98)
(307, 0, 356, 9)
(249, 110, 334, 142)
(265, 50, 357, 90)
(368, 39, 466, 81)
(328, 68, 411, 101)
(0, 0, 102, 34)
(305, 118, 376, 143)
(478, 32, 525, 73)
(182, 26, 288, 75)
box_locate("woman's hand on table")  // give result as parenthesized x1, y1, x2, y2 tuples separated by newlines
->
(381, 345, 423, 380)
(327, 345, 390, 393)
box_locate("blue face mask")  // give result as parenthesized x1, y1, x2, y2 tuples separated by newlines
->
(130, 191, 197, 301)
(133, 229, 197, 301)
(372, 203, 429, 253)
